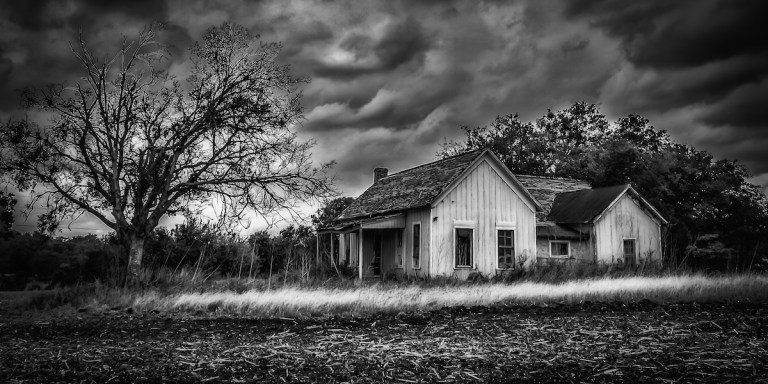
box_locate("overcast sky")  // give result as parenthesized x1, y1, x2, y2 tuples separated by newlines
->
(1, 0, 766, 235)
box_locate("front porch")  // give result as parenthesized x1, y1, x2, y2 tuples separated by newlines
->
(318, 214, 406, 280)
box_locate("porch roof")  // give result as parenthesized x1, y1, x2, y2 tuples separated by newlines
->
(536, 221, 587, 240)
(318, 213, 405, 234)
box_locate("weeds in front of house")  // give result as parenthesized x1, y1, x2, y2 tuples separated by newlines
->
(154, 274, 768, 317)
(6, 270, 767, 318)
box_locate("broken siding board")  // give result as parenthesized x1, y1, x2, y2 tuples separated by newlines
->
(594, 194, 662, 264)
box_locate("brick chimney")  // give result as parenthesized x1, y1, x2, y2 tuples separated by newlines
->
(373, 167, 389, 183)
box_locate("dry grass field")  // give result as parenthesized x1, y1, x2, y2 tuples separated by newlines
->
(1, 301, 766, 383)
(1, 274, 767, 383)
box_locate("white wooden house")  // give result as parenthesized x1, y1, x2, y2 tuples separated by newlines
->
(320, 150, 668, 279)
(516, 176, 668, 266)
(319, 149, 544, 279)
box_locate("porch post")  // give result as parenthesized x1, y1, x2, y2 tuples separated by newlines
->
(330, 233, 335, 265)
(358, 228, 364, 280)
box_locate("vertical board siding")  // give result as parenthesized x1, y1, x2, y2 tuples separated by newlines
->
(430, 159, 537, 278)
(594, 194, 663, 264)
(404, 208, 431, 278)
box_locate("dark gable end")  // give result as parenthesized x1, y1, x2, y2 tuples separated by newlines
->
(336, 150, 485, 221)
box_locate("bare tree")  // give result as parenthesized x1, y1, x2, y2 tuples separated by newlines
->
(0, 23, 335, 284)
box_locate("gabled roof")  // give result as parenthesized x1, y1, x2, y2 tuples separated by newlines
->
(516, 175, 591, 221)
(337, 150, 485, 220)
(548, 184, 667, 224)
(336, 149, 543, 221)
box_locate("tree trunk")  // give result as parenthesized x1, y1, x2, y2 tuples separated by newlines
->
(126, 234, 146, 285)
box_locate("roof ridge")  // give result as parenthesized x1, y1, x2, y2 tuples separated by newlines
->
(380, 148, 485, 180)
(556, 183, 628, 196)
(516, 174, 590, 183)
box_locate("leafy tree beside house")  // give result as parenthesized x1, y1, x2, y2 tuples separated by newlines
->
(0, 192, 16, 238)
(312, 197, 354, 230)
(0, 24, 334, 285)
(440, 102, 768, 271)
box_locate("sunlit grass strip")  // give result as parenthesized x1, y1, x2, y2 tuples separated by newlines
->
(137, 274, 768, 317)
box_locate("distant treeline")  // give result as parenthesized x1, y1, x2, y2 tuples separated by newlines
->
(0, 217, 336, 290)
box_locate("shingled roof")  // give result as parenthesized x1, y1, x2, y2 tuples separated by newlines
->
(515, 175, 591, 220)
(336, 150, 486, 221)
(548, 184, 668, 224)
(547, 184, 631, 223)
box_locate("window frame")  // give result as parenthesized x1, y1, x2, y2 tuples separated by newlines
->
(495, 222, 516, 270)
(453, 221, 476, 269)
(412, 222, 421, 269)
(548, 240, 571, 258)
(622, 238, 637, 261)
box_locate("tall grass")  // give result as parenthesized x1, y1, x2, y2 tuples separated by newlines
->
(6, 272, 767, 319)
(134, 274, 768, 318)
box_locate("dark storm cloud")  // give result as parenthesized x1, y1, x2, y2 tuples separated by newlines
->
(1, 0, 766, 233)
(0, 48, 12, 84)
(2, 0, 168, 32)
(566, 0, 768, 69)
(701, 81, 768, 130)
(0, 0, 177, 114)
(303, 69, 472, 132)
(313, 17, 430, 79)
(564, 0, 768, 96)
(565, 0, 768, 177)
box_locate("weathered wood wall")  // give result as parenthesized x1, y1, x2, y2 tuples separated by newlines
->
(535, 237, 594, 262)
(404, 208, 431, 278)
(430, 158, 537, 278)
(594, 194, 662, 264)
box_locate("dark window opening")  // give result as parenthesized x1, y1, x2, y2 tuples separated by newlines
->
(413, 224, 420, 268)
(550, 241, 570, 258)
(455, 228, 473, 267)
(498, 230, 515, 269)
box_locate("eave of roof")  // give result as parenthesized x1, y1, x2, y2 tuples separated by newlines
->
(335, 149, 485, 221)
(335, 149, 545, 222)
(536, 221, 587, 240)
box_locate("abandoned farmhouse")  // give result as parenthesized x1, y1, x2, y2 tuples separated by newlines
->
(319, 149, 667, 279)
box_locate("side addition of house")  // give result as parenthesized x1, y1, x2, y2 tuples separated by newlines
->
(319, 149, 544, 279)
(517, 176, 668, 267)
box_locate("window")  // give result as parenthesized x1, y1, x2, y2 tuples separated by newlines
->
(498, 230, 515, 269)
(412, 223, 421, 268)
(455, 228, 473, 267)
(623, 239, 636, 266)
(549, 241, 570, 258)
(395, 230, 403, 268)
